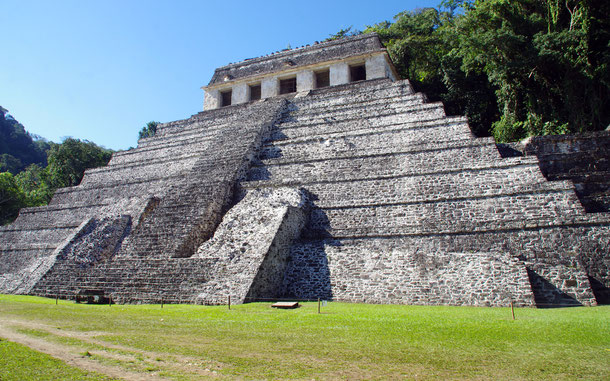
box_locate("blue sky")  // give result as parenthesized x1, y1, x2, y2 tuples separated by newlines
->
(1, 0, 440, 150)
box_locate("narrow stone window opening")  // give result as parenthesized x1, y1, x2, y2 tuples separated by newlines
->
(220, 90, 232, 107)
(279, 77, 297, 94)
(315, 70, 330, 88)
(249, 84, 261, 101)
(349, 64, 366, 82)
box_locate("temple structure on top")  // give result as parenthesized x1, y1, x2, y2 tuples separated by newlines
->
(0, 33, 608, 308)
(202, 34, 398, 110)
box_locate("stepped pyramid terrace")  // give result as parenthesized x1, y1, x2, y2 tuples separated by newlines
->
(1, 34, 609, 307)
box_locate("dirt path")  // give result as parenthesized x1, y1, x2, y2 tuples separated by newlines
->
(0, 317, 221, 380)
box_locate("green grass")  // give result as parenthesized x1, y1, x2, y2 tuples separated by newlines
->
(0, 337, 115, 380)
(0, 294, 608, 380)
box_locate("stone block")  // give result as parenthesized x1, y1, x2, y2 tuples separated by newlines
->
(297, 70, 315, 92)
(232, 83, 248, 104)
(203, 89, 220, 110)
(262, 77, 278, 99)
(330, 62, 349, 86)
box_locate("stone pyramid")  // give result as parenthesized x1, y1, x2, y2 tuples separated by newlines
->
(1, 34, 608, 307)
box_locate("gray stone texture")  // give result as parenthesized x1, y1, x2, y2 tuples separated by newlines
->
(0, 35, 608, 307)
(208, 34, 384, 86)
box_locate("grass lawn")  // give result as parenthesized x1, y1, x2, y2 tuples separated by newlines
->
(0, 337, 115, 380)
(0, 295, 608, 380)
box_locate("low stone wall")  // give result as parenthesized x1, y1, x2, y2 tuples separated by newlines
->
(284, 239, 534, 307)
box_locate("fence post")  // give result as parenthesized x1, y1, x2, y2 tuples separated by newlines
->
(510, 301, 515, 320)
(228, 295, 231, 310)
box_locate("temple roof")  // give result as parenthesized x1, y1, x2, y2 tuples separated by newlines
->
(206, 33, 385, 87)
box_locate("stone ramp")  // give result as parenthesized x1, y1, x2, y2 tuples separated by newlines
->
(194, 188, 307, 304)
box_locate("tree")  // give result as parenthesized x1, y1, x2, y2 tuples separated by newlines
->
(362, 0, 609, 142)
(15, 164, 53, 206)
(447, 0, 609, 141)
(0, 106, 49, 173)
(0, 172, 26, 225)
(46, 138, 113, 190)
(364, 7, 499, 137)
(326, 26, 361, 41)
(138, 121, 159, 139)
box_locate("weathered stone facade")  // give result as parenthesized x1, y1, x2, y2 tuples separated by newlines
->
(0, 34, 608, 307)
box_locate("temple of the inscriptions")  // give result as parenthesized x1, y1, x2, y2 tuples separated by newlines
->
(1, 33, 609, 307)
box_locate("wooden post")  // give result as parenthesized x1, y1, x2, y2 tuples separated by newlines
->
(510, 301, 515, 320)
(56, 295, 58, 305)
(318, 298, 321, 314)
(161, 298, 164, 309)
(109, 296, 112, 306)
(228, 295, 231, 310)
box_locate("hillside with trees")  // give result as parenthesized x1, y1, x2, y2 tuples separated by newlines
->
(0, 107, 113, 225)
(359, 0, 609, 141)
(0, 106, 50, 174)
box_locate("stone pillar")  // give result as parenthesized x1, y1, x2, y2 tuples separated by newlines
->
(366, 54, 388, 80)
(204, 89, 220, 110)
(232, 83, 248, 104)
(330, 62, 349, 86)
(297, 70, 315, 92)
(261, 77, 279, 99)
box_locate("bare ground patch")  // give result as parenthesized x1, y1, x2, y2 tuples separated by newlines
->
(0, 317, 222, 380)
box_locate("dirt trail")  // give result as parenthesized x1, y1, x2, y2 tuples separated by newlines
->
(0, 317, 220, 380)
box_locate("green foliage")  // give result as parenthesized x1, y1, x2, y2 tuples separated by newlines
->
(0, 107, 50, 174)
(46, 138, 113, 190)
(364, 7, 499, 137)
(0, 172, 26, 225)
(0, 137, 113, 225)
(15, 164, 54, 206)
(362, 0, 610, 142)
(138, 121, 159, 140)
(325, 26, 361, 41)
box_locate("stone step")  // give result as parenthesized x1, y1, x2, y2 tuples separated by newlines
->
(304, 188, 585, 235)
(246, 143, 538, 184)
(278, 101, 446, 130)
(244, 164, 573, 209)
(303, 209, 610, 240)
(285, 91, 425, 117)
(259, 119, 476, 162)
(286, 78, 413, 106)
(108, 137, 215, 166)
(135, 121, 232, 150)
(268, 114, 469, 143)
(81, 155, 200, 187)
(267, 115, 470, 143)
(0, 226, 73, 249)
